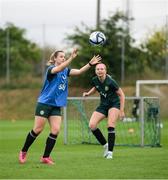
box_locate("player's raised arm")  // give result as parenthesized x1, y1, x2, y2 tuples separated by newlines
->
(51, 48, 78, 74)
(69, 55, 102, 76)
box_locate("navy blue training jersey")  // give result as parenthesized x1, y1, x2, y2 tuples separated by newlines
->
(91, 75, 120, 106)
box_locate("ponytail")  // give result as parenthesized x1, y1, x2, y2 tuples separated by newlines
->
(46, 52, 55, 66)
(46, 50, 64, 66)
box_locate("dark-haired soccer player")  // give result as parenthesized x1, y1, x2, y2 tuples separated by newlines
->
(83, 63, 125, 159)
(19, 48, 101, 165)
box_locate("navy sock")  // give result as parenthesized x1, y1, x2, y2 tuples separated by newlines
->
(91, 128, 107, 145)
(108, 127, 115, 151)
(43, 133, 57, 158)
(22, 130, 38, 152)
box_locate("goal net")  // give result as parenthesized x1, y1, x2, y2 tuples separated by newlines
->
(136, 80, 168, 119)
(63, 97, 161, 147)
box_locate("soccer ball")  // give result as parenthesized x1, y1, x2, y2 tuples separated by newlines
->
(89, 31, 106, 46)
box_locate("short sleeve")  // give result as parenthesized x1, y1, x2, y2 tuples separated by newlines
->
(91, 77, 96, 87)
(67, 68, 71, 77)
(47, 66, 55, 81)
(111, 78, 119, 91)
(47, 66, 54, 75)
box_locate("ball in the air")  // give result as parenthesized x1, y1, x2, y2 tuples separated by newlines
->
(89, 31, 106, 46)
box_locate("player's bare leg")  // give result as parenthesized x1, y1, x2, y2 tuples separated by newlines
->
(89, 111, 108, 157)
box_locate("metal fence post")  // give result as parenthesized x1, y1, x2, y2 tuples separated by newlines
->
(140, 97, 144, 147)
(63, 106, 67, 144)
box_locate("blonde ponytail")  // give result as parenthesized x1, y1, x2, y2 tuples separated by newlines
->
(46, 52, 55, 66)
(46, 50, 64, 66)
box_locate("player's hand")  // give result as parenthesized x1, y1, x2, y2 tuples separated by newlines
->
(119, 110, 125, 120)
(89, 55, 102, 66)
(83, 92, 89, 97)
(70, 48, 78, 59)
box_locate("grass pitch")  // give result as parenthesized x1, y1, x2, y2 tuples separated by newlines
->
(0, 120, 168, 179)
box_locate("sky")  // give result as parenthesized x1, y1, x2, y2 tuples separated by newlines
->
(0, 0, 168, 49)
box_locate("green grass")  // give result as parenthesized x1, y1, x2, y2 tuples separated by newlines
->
(67, 118, 162, 147)
(0, 120, 168, 179)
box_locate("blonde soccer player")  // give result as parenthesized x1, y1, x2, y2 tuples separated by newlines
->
(19, 49, 101, 165)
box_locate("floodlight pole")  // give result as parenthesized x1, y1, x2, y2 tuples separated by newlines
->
(121, 35, 125, 85)
(42, 24, 46, 79)
(165, 15, 168, 79)
(96, 0, 101, 29)
(6, 28, 10, 84)
(121, 0, 132, 85)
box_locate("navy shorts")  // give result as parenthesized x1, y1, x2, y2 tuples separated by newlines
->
(35, 103, 61, 118)
(96, 102, 120, 117)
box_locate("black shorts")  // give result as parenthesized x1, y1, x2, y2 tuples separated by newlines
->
(35, 102, 61, 118)
(96, 102, 120, 117)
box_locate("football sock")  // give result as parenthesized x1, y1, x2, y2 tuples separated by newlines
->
(91, 128, 107, 145)
(108, 127, 115, 151)
(43, 133, 57, 158)
(22, 130, 38, 152)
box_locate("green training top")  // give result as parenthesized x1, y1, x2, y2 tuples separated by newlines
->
(91, 75, 120, 106)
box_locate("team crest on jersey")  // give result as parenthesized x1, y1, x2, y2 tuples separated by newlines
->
(40, 110, 45, 115)
(105, 86, 109, 91)
(100, 92, 107, 98)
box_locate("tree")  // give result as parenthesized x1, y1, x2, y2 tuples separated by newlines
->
(141, 28, 167, 76)
(66, 11, 145, 86)
(0, 23, 41, 78)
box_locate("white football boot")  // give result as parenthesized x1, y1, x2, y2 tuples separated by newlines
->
(103, 143, 108, 157)
(106, 151, 113, 159)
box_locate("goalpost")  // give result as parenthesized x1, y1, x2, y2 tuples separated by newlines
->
(63, 96, 161, 147)
(136, 79, 168, 120)
(136, 80, 168, 97)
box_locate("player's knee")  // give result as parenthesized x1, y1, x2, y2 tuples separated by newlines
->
(33, 126, 44, 134)
(107, 121, 115, 128)
(89, 122, 97, 130)
(50, 126, 60, 135)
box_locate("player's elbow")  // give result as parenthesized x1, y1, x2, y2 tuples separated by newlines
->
(118, 88, 125, 97)
(74, 69, 83, 76)
(69, 69, 82, 76)
(51, 66, 63, 73)
(77, 70, 83, 75)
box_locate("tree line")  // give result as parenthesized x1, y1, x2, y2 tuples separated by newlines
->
(0, 11, 167, 88)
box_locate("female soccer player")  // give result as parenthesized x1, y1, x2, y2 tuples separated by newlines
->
(83, 63, 125, 159)
(19, 48, 101, 165)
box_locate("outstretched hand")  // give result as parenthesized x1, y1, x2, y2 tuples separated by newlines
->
(83, 92, 89, 97)
(119, 111, 125, 120)
(89, 55, 102, 66)
(70, 48, 78, 59)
